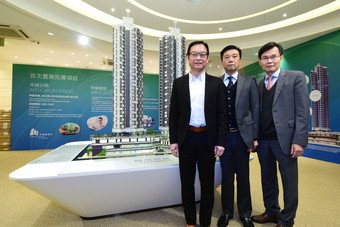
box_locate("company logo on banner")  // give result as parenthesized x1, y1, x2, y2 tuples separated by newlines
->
(29, 128, 53, 138)
(11, 64, 159, 150)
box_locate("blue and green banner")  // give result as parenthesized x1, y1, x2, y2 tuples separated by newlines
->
(11, 64, 159, 150)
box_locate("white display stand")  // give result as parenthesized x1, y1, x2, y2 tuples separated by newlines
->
(9, 141, 222, 218)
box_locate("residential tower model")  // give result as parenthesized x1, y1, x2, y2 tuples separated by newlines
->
(159, 27, 186, 133)
(112, 17, 144, 133)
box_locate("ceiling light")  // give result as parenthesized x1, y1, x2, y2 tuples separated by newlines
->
(186, 0, 208, 5)
(78, 35, 89, 45)
(111, 8, 115, 12)
(283, 13, 287, 17)
(48, 32, 54, 36)
(219, 27, 222, 31)
(50, 51, 54, 54)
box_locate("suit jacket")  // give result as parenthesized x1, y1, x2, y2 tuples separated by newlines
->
(221, 74, 260, 148)
(258, 69, 309, 154)
(169, 73, 227, 150)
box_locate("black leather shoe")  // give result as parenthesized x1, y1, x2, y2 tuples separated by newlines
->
(217, 214, 233, 227)
(240, 217, 254, 227)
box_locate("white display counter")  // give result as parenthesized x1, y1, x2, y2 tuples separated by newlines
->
(9, 141, 222, 218)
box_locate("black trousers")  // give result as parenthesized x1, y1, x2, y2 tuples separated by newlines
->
(179, 131, 216, 226)
(219, 132, 252, 218)
(257, 139, 298, 226)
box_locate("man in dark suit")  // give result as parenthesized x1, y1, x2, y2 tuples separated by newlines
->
(251, 42, 309, 227)
(169, 40, 227, 227)
(217, 45, 259, 227)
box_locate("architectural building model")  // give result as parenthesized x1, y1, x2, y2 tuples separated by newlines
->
(159, 27, 186, 132)
(112, 16, 144, 133)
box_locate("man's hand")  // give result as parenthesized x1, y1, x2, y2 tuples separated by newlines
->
(248, 140, 258, 153)
(214, 146, 225, 158)
(170, 143, 179, 157)
(291, 143, 304, 158)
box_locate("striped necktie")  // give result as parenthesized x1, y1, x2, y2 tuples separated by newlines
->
(266, 75, 273, 90)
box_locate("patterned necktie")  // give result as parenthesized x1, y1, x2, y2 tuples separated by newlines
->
(266, 75, 273, 90)
(227, 76, 233, 87)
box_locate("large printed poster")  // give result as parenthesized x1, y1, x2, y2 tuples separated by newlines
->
(11, 64, 159, 150)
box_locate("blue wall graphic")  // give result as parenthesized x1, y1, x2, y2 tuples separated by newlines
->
(11, 64, 159, 150)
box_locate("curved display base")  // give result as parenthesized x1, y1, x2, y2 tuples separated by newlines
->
(9, 141, 222, 218)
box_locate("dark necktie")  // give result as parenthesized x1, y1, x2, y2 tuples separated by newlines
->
(227, 76, 233, 87)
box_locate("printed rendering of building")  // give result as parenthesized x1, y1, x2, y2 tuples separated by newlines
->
(159, 27, 186, 132)
(310, 64, 330, 131)
(112, 17, 144, 133)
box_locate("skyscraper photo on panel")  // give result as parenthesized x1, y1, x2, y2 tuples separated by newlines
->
(310, 64, 330, 131)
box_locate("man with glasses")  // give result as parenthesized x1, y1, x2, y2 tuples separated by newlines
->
(251, 42, 309, 227)
(217, 45, 259, 227)
(169, 40, 227, 227)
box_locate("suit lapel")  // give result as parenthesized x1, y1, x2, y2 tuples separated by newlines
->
(183, 74, 190, 108)
(273, 70, 286, 106)
(204, 74, 211, 110)
(259, 78, 264, 112)
(235, 74, 245, 106)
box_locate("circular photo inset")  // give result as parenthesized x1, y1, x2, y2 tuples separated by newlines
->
(87, 115, 108, 131)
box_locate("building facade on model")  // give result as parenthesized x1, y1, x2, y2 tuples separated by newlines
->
(159, 28, 186, 132)
(112, 17, 144, 133)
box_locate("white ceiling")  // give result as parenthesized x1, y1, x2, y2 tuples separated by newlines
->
(0, 0, 339, 75)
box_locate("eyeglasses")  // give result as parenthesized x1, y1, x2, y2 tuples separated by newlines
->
(223, 54, 239, 59)
(260, 55, 280, 61)
(190, 52, 208, 58)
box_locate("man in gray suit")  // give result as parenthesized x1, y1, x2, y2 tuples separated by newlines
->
(251, 42, 309, 227)
(217, 45, 259, 227)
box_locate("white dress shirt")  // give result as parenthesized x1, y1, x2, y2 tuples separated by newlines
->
(189, 72, 206, 127)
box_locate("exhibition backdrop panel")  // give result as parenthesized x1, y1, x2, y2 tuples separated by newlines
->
(242, 30, 340, 163)
(11, 64, 159, 150)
